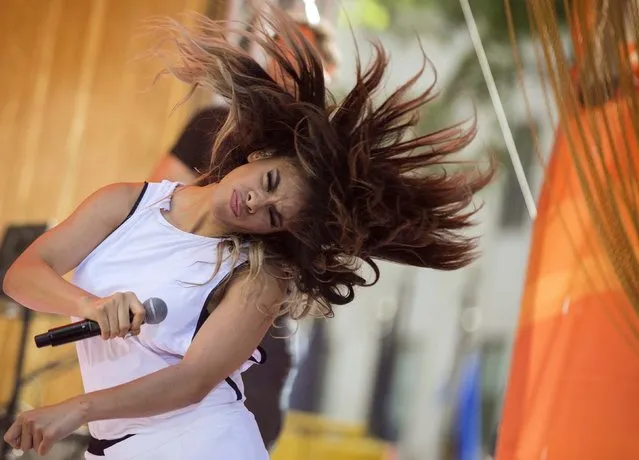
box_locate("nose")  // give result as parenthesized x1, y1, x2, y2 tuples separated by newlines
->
(246, 190, 273, 214)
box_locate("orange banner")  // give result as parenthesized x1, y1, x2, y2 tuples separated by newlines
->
(496, 97, 639, 458)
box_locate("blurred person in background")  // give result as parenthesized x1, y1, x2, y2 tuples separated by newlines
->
(2, 6, 494, 460)
(149, 14, 338, 182)
(147, 12, 339, 450)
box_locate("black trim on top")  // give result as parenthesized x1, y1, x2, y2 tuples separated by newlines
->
(193, 287, 244, 401)
(112, 182, 149, 235)
(87, 434, 135, 456)
(248, 345, 267, 365)
(192, 263, 242, 339)
(225, 377, 243, 401)
(192, 287, 216, 339)
(192, 262, 266, 402)
(124, 182, 149, 222)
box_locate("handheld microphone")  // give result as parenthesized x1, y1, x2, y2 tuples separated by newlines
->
(34, 297, 168, 348)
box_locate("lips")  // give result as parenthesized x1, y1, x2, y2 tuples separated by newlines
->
(230, 190, 241, 218)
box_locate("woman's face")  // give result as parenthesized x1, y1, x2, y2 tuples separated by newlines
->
(211, 154, 307, 235)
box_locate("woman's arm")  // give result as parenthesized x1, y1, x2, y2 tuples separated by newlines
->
(2, 182, 145, 317)
(3, 269, 284, 455)
(79, 270, 284, 420)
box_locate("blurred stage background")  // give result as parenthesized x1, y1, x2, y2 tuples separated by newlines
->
(0, 1, 561, 459)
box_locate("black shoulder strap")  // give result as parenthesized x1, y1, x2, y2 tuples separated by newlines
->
(123, 182, 149, 223)
(112, 182, 149, 234)
(192, 261, 250, 338)
(191, 261, 252, 402)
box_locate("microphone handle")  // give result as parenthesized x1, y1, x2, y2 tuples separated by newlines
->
(34, 319, 102, 348)
(34, 311, 141, 348)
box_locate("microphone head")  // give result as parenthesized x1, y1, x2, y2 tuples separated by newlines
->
(143, 297, 168, 325)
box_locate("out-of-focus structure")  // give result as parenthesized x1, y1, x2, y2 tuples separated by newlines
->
(0, 1, 215, 458)
(497, 1, 639, 458)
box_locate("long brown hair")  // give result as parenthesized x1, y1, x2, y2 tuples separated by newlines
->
(153, 7, 495, 318)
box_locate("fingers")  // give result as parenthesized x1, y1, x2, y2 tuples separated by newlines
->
(38, 431, 54, 456)
(3, 417, 21, 448)
(20, 419, 33, 452)
(93, 304, 110, 340)
(6, 407, 70, 456)
(106, 293, 123, 339)
(97, 293, 123, 340)
(128, 293, 146, 336)
(117, 293, 132, 338)
(93, 292, 145, 340)
(33, 427, 43, 454)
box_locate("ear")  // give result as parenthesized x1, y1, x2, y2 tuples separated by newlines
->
(247, 151, 271, 163)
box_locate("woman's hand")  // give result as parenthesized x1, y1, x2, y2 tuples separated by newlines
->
(3, 399, 88, 456)
(80, 292, 146, 340)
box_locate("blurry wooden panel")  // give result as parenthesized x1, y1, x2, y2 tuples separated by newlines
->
(0, 0, 217, 409)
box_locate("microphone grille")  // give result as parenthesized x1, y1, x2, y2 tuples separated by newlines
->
(143, 298, 168, 324)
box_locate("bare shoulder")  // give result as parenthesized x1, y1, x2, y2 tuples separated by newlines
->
(13, 182, 148, 276)
(84, 182, 147, 224)
(92, 182, 146, 208)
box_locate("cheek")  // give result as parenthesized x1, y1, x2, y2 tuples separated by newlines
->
(253, 214, 273, 234)
(213, 186, 234, 220)
(235, 212, 268, 234)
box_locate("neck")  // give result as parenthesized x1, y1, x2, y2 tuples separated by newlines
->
(167, 184, 227, 237)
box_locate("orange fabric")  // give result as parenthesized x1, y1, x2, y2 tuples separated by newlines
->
(496, 99, 639, 458)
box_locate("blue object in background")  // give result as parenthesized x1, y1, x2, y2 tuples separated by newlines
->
(456, 351, 482, 460)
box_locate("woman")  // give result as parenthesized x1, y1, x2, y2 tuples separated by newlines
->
(1, 9, 493, 460)
(146, 17, 339, 449)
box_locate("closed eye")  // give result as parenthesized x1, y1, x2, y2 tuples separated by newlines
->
(266, 169, 282, 228)
(269, 207, 282, 229)
(267, 169, 280, 192)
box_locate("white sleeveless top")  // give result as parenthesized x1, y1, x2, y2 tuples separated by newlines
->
(72, 181, 263, 440)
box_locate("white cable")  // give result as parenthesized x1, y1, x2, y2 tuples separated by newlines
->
(459, 0, 538, 221)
